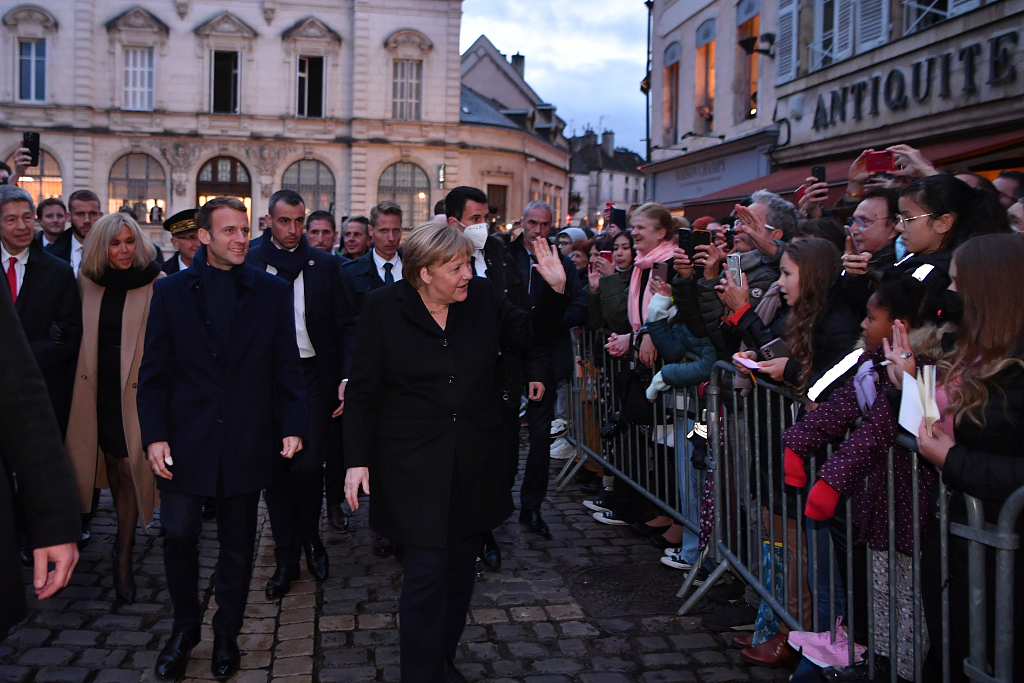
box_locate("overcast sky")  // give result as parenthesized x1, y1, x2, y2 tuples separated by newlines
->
(460, 0, 650, 157)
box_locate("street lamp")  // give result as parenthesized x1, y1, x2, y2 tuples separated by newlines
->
(739, 33, 776, 57)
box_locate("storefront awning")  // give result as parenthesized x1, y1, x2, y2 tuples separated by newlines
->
(680, 130, 1024, 220)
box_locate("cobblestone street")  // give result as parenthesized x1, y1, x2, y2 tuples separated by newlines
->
(2, 439, 790, 683)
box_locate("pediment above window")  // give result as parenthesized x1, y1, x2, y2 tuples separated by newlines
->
(282, 16, 341, 44)
(2, 4, 58, 31)
(194, 11, 258, 39)
(384, 28, 433, 55)
(105, 6, 169, 35)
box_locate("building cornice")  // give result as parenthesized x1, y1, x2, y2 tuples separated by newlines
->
(642, 127, 778, 174)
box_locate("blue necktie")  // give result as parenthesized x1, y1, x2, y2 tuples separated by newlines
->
(383, 262, 394, 285)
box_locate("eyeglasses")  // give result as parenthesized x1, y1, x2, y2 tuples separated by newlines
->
(896, 213, 932, 230)
(846, 216, 887, 231)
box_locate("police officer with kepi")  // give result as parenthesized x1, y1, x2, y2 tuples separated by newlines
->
(137, 196, 307, 680)
(161, 209, 201, 275)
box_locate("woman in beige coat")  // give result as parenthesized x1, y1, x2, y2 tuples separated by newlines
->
(66, 212, 162, 603)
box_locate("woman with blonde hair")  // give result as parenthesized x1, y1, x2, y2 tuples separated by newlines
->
(66, 212, 162, 603)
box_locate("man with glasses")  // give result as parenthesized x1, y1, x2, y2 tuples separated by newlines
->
(839, 187, 900, 315)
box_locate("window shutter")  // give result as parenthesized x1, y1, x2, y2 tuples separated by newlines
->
(948, 0, 981, 17)
(834, 0, 855, 61)
(775, 0, 798, 85)
(856, 0, 889, 52)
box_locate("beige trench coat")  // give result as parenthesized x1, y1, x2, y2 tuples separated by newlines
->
(65, 273, 163, 528)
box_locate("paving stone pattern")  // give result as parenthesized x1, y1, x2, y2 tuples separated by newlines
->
(2, 436, 791, 683)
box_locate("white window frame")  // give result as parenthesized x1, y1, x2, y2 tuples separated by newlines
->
(392, 59, 422, 121)
(296, 55, 325, 118)
(17, 38, 45, 103)
(123, 47, 154, 111)
(210, 50, 240, 114)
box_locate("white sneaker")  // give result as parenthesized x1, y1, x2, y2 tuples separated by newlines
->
(659, 552, 693, 570)
(550, 418, 568, 438)
(593, 510, 628, 526)
(664, 547, 682, 557)
(582, 499, 611, 513)
(549, 437, 573, 459)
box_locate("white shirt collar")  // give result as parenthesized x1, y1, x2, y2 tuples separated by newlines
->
(1, 243, 29, 265)
(372, 249, 400, 268)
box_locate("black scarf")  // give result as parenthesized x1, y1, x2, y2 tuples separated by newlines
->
(260, 233, 310, 283)
(94, 261, 161, 290)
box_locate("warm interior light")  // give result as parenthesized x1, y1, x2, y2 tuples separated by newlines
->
(417, 192, 426, 199)
(750, 108, 757, 115)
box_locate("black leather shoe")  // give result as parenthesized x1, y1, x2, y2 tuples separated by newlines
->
(111, 548, 137, 604)
(327, 504, 350, 533)
(154, 628, 200, 680)
(479, 531, 501, 572)
(201, 498, 216, 520)
(445, 659, 468, 683)
(265, 565, 300, 599)
(211, 634, 240, 680)
(304, 541, 329, 581)
(519, 509, 552, 539)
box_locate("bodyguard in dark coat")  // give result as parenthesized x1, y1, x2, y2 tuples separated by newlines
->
(0, 285, 81, 638)
(344, 223, 569, 683)
(246, 190, 355, 598)
(46, 190, 103, 277)
(342, 200, 404, 315)
(137, 197, 307, 681)
(0, 187, 81, 436)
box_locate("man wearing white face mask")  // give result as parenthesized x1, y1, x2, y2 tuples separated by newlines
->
(445, 186, 514, 573)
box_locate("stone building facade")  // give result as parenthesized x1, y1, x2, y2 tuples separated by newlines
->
(0, 0, 569, 248)
(568, 130, 646, 227)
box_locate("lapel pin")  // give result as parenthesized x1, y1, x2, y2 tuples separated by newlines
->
(308, 260, 315, 266)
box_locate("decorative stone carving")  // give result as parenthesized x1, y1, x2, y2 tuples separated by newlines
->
(383, 28, 433, 53)
(104, 5, 169, 34)
(159, 141, 201, 196)
(281, 16, 342, 44)
(2, 5, 58, 30)
(261, 0, 277, 26)
(173, 0, 190, 20)
(245, 145, 288, 199)
(194, 10, 258, 38)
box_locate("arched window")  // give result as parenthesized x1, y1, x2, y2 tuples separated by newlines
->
(377, 162, 429, 226)
(197, 156, 251, 216)
(282, 159, 335, 213)
(108, 153, 166, 224)
(5, 149, 62, 205)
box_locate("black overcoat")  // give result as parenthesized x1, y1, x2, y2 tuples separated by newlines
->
(0, 290, 81, 637)
(342, 250, 387, 315)
(343, 278, 568, 548)
(0, 241, 81, 434)
(136, 251, 308, 498)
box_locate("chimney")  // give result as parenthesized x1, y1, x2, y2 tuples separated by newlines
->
(584, 129, 598, 145)
(511, 53, 525, 77)
(601, 131, 614, 157)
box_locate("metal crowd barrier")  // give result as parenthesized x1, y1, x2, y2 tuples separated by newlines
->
(563, 329, 1023, 683)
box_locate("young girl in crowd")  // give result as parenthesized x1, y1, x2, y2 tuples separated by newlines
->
(585, 230, 635, 333)
(783, 277, 946, 681)
(910, 233, 1024, 682)
(722, 237, 862, 666)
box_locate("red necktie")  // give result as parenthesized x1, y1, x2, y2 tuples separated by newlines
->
(6, 257, 16, 303)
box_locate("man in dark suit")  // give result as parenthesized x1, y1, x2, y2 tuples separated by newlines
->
(46, 189, 103, 277)
(0, 284, 81, 639)
(340, 215, 370, 260)
(138, 196, 307, 680)
(342, 200, 404, 315)
(32, 197, 68, 248)
(161, 209, 201, 275)
(305, 210, 338, 255)
(246, 190, 355, 598)
(504, 201, 587, 537)
(443, 185, 529, 571)
(0, 186, 81, 437)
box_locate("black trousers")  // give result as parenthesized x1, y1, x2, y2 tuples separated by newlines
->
(266, 359, 330, 567)
(324, 418, 344, 508)
(521, 383, 555, 512)
(161, 489, 260, 638)
(399, 492, 480, 683)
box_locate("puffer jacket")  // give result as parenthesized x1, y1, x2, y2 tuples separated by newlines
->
(585, 267, 632, 334)
(672, 249, 779, 360)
